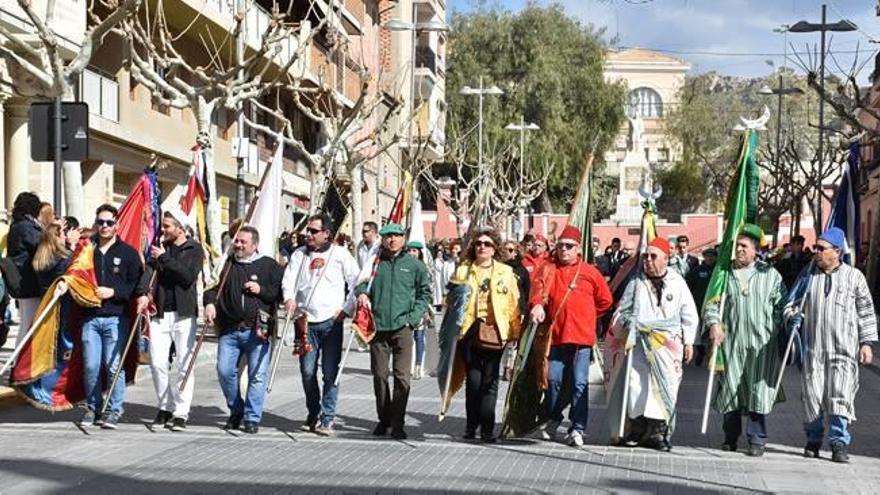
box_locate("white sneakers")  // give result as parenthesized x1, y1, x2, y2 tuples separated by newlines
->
(567, 430, 584, 448)
(541, 420, 561, 441)
(413, 365, 424, 380)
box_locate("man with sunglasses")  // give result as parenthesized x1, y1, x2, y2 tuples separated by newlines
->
(78, 204, 143, 429)
(522, 233, 550, 279)
(282, 214, 359, 436)
(356, 221, 380, 269)
(355, 223, 431, 440)
(608, 237, 698, 451)
(530, 225, 613, 448)
(704, 223, 787, 457)
(782, 227, 876, 463)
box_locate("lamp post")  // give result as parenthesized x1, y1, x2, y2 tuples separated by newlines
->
(460, 78, 503, 226)
(789, 4, 856, 228)
(505, 117, 539, 238)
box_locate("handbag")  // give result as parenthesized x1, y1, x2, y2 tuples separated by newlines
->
(475, 320, 503, 352)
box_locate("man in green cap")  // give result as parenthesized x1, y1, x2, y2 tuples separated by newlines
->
(704, 223, 787, 457)
(356, 223, 432, 439)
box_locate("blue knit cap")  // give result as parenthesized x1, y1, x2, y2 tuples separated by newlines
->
(819, 227, 846, 251)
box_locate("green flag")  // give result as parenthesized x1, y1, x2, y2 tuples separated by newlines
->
(567, 154, 595, 262)
(702, 129, 760, 368)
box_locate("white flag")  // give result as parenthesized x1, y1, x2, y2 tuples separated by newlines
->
(249, 145, 283, 258)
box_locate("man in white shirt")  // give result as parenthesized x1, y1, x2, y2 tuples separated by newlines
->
(356, 221, 380, 269)
(283, 214, 360, 436)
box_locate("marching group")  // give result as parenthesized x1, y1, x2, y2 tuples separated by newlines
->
(1, 190, 877, 464)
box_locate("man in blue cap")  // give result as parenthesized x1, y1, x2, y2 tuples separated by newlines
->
(355, 223, 432, 439)
(783, 227, 877, 463)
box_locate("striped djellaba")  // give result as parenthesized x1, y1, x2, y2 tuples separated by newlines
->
(784, 263, 878, 423)
(704, 261, 787, 415)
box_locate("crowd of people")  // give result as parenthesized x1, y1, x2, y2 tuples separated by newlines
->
(1, 192, 876, 464)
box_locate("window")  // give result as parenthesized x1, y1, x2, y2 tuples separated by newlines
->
(79, 68, 119, 122)
(626, 87, 663, 118)
(658, 147, 670, 162)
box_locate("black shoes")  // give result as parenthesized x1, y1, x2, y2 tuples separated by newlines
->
(804, 442, 821, 458)
(224, 414, 243, 431)
(481, 436, 497, 444)
(390, 428, 407, 440)
(170, 417, 187, 432)
(301, 416, 318, 433)
(721, 442, 737, 452)
(746, 444, 765, 457)
(831, 443, 849, 463)
(372, 423, 388, 436)
(242, 422, 259, 434)
(463, 427, 477, 440)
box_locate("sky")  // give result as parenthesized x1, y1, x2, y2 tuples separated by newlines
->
(446, 0, 880, 78)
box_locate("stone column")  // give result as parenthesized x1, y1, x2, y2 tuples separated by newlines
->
(5, 99, 30, 215)
(0, 94, 8, 221)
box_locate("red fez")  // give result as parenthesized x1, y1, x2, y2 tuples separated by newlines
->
(559, 225, 582, 244)
(534, 233, 548, 245)
(648, 237, 671, 255)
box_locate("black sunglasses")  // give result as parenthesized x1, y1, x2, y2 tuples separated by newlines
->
(557, 243, 578, 251)
(641, 252, 660, 261)
(95, 219, 116, 227)
(474, 240, 495, 248)
(306, 227, 326, 235)
(814, 245, 836, 253)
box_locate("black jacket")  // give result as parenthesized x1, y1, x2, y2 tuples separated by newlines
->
(686, 262, 714, 314)
(204, 255, 282, 332)
(35, 256, 71, 294)
(505, 256, 531, 315)
(774, 253, 810, 290)
(91, 237, 143, 317)
(138, 238, 204, 319)
(7, 216, 43, 298)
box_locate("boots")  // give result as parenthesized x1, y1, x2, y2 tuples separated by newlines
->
(414, 364, 423, 380)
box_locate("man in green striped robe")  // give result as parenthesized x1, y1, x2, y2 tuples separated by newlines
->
(705, 224, 787, 457)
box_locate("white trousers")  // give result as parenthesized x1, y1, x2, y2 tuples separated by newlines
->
(17, 297, 41, 337)
(149, 311, 197, 419)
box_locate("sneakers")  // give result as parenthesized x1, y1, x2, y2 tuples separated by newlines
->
(170, 417, 187, 432)
(831, 443, 849, 463)
(541, 420, 561, 441)
(101, 412, 120, 430)
(154, 410, 172, 427)
(567, 430, 584, 448)
(746, 444, 765, 457)
(413, 365, 423, 380)
(315, 421, 335, 437)
(79, 409, 97, 426)
(372, 423, 388, 436)
(721, 442, 738, 452)
(224, 414, 243, 431)
(463, 427, 477, 440)
(242, 422, 259, 434)
(804, 442, 821, 458)
(300, 416, 318, 433)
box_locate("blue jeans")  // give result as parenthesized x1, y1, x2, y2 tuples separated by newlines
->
(216, 327, 271, 424)
(299, 318, 343, 424)
(805, 413, 851, 446)
(413, 327, 426, 366)
(81, 315, 128, 415)
(723, 411, 767, 446)
(545, 344, 591, 433)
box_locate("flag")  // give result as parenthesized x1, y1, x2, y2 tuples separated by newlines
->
(116, 169, 162, 260)
(825, 142, 860, 266)
(566, 154, 595, 262)
(10, 240, 139, 410)
(181, 147, 219, 258)
(388, 173, 412, 224)
(248, 145, 283, 258)
(609, 197, 658, 297)
(703, 129, 760, 370)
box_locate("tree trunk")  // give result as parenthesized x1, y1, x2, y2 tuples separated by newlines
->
(350, 162, 363, 244)
(61, 88, 83, 220)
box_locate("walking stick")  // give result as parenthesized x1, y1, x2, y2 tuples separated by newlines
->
(700, 298, 727, 434)
(179, 258, 232, 392)
(0, 283, 67, 376)
(334, 326, 357, 387)
(771, 264, 813, 403)
(100, 311, 146, 416)
(267, 314, 292, 393)
(618, 348, 633, 438)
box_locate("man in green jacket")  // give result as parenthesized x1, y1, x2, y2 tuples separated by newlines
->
(356, 223, 432, 440)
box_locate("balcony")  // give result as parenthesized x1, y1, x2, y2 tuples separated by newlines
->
(412, 101, 444, 160)
(78, 68, 119, 122)
(416, 46, 438, 75)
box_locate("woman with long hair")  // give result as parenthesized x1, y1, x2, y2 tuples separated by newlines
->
(450, 228, 521, 442)
(8, 192, 44, 332)
(32, 223, 72, 293)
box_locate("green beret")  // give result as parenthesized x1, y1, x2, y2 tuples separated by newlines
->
(379, 223, 405, 236)
(406, 240, 424, 250)
(739, 223, 764, 242)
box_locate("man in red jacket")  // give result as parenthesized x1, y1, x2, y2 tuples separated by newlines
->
(522, 233, 549, 279)
(530, 225, 613, 448)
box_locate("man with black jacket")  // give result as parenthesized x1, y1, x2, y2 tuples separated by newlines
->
(136, 210, 204, 431)
(79, 204, 143, 429)
(205, 225, 282, 434)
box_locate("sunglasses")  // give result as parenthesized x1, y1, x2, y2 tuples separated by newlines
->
(814, 245, 836, 253)
(641, 253, 660, 261)
(95, 219, 116, 227)
(306, 227, 325, 235)
(557, 243, 578, 251)
(474, 240, 495, 248)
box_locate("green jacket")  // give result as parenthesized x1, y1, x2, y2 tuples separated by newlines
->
(356, 248, 432, 332)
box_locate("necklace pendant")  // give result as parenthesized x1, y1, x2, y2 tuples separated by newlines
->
(569, 282, 577, 289)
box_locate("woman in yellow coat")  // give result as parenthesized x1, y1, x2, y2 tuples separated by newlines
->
(451, 228, 522, 442)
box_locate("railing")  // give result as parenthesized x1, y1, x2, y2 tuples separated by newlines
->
(79, 68, 119, 122)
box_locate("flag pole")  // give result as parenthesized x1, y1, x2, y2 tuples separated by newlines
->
(267, 314, 292, 393)
(618, 348, 633, 438)
(334, 329, 357, 387)
(701, 297, 726, 434)
(100, 310, 147, 416)
(179, 143, 279, 392)
(0, 283, 67, 377)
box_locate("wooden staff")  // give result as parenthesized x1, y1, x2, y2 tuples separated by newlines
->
(701, 298, 726, 435)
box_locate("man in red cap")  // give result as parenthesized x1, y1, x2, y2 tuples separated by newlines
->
(607, 236, 698, 451)
(530, 225, 613, 447)
(522, 233, 550, 279)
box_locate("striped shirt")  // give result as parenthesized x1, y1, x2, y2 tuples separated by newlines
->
(705, 260, 787, 415)
(783, 263, 878, 422)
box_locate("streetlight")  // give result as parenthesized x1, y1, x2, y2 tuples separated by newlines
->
(505, 117, 539, 237)
(460, 78, 504, 196)
(788, 4, 856, 228)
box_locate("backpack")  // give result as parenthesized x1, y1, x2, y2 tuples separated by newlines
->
(0, 256, 22, 299)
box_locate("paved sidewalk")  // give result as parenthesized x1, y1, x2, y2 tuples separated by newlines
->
(1, 326, 880, 494)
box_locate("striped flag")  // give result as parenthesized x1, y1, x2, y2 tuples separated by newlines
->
(388, 173, 412, 225)
(117, 169, 162, 259)
(567, 154, 595, 262)
(825, 142, 860, 266)
(181, 145, 219, 258)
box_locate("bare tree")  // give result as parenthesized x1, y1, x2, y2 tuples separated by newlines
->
(0, 0, 141, 218)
